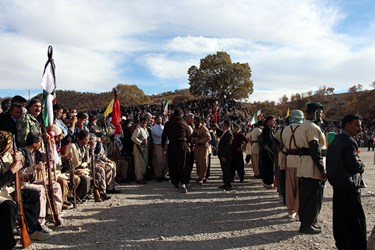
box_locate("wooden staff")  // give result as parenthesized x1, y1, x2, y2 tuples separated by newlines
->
(68, 159, 77, 208)
(12, 136, 31, 248)
(39, 168, 61, 226)
(90, 147, 101, 202)
(14, 171, 32, 248)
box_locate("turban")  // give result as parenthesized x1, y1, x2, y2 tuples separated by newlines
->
(0, 131, 12, 154)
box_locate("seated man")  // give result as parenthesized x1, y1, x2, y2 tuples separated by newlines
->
(0, 131, 51, 249)
(92, 134, 120, 194)
(19, 132, 63, 228)
(67, 130, 109, 201)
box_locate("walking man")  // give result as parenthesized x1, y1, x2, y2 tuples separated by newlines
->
(162, 109, 192, 193)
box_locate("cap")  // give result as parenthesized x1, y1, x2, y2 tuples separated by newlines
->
(306, 102, 324, 114)
(289, 110, 304, 124)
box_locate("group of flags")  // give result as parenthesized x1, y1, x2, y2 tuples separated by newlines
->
(39, 46, 292, 135)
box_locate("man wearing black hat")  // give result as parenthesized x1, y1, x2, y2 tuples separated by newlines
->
(161, 109, 192, 193)
(295, 102, 327, 234)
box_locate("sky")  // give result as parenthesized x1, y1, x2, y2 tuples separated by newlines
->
(1, 0, 375, 103)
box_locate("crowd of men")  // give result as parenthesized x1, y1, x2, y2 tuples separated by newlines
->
(0, 95, 374, 249)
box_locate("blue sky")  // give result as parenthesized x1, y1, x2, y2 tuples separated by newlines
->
(0, 0, 375, 103)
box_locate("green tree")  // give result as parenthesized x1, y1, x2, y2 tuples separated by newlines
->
(188, 51, 253, 100)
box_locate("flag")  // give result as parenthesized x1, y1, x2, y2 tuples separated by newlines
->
(103, 98, 114, 117)
(112, 96, 121, 135)
(41, 45, 56, 127)
(249, 109, 262, 126)
(286, 108, 290, 117)
(213, 101, 218, 124)
(162, 98, 168, 118)
(104, 89, 121, 135)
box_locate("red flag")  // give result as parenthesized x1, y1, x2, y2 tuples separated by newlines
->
(111, 90, 122, 135)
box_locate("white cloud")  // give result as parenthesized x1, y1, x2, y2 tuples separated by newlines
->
(143, 54, 197, 80)
(0, 0, 374, 102)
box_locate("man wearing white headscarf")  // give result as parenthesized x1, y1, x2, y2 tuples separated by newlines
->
(282, 110, 304, 220)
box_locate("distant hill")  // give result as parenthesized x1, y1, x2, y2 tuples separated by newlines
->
(1, 84, 374, 120)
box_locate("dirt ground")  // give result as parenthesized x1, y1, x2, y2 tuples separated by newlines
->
(24, 149, 375, 250)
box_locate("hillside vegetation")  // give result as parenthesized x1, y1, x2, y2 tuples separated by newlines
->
(1, 84, 374, 119)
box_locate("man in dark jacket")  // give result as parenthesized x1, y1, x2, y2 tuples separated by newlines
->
(327, 114, 366, 249)
(216, 120, 233, 191)
(161, 109, 192, 193)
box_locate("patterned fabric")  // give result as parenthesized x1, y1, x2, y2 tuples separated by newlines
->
(0, 131, 12, 154)
(16, 113, 42, 147)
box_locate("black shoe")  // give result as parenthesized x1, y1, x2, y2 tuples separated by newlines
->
(299, 226, 321, 234)
(161, 177, 170, 182)
(100, 193, 111, 200)
(218, 185, 232, 191)
(312, 224, 321, 229)
(107, 189, 121, 194)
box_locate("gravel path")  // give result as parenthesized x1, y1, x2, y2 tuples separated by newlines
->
(24, 149, 375, 250)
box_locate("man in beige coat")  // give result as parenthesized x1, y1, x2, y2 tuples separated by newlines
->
(249, 121, 263, 178)
(282, 110, 304, 220)
(191, 117, 211, 184)
(295, 102, 326, 234)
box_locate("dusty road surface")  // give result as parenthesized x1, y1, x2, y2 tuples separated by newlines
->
(23, 149, 375, 250)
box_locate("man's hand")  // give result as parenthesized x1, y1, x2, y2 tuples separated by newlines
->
(10, 152, 23, 174)
(34, 162, 45, 171)
(320, 171, 327, 181)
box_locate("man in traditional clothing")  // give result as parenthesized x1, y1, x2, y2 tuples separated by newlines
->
(162, 109, 192, 193)
(16, 98, 43, 147)
(151, 115, 168, 182)
(260, 116, 276, 189)
(231, 123, 248, 182)
(249, 121, 263, 178)
(282, 110, 304, 220)
(295, 102, 327, 234)
(0, 131, 51, 248)
(191, 116, 211, 185)
(131, 116, 149, 184)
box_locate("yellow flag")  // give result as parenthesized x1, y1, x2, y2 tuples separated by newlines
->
(286, 108, 290, 117)
(103, 98, 114, 117)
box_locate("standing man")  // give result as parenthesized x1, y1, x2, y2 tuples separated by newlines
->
(260, 116, 276, 189)
(191, 116, 211, 185)
(131, 117, 149, 184)
(327, 114, 366, 249)
(162, 109, 192, 193)
(282, 110, 304, 220)
(295, 102, 327, 234)
(231, 123, 248, 182)
(249, 121, 263, 179)
(216, 120, 233, 191)
(151, 115, 168, 182)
